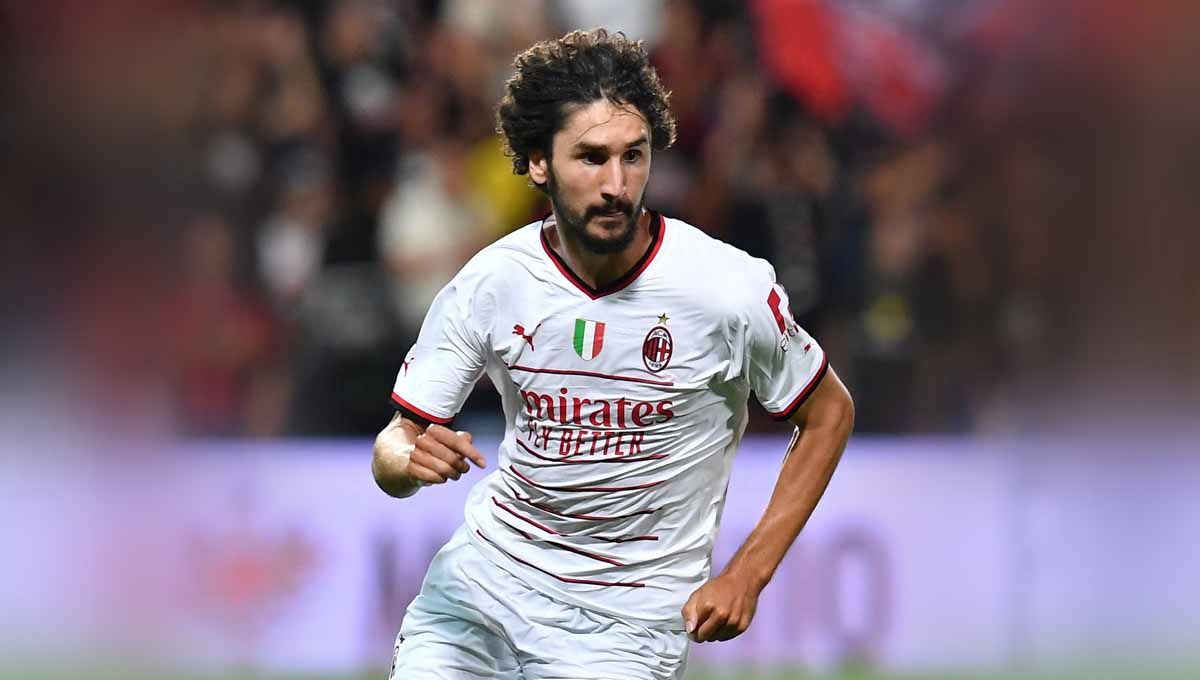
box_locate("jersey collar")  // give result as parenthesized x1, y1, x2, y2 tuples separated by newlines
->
(539, 210, 666, 300)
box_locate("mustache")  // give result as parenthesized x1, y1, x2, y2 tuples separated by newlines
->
(586, 201, 634, 219)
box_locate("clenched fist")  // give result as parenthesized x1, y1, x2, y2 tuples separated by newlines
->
(373, 415, 486, 497)
(681, 572, 762, 643)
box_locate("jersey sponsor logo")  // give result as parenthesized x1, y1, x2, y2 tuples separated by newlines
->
(517, 388, 675, 462)
(572, 319, 606, 360)
(521, 427, 652, 461)
(767, 285, 801, 351)
(642, 326, 673, 373)
(519, 387, 675, 428)
(512, 322, 541, 351)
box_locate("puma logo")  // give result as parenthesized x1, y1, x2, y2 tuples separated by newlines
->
(513, 323, 541, 351)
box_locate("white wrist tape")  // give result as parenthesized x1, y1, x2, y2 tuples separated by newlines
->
(393, 439, 431, 488)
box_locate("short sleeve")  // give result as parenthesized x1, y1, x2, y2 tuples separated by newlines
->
(743, 268, 829, 421)
(390, 274, 490, 424)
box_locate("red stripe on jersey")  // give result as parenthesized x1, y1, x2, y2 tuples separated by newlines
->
(493, 496, 657, 542)
(541, 539, 626, 567)
(492, 496, 560, 535)
(511, 492, 658, 522)
(597, 534, 660, 543)
(509, 364, 674, 387)
(506, 465, 664, 493)
(488, 513, 632, 564)
(766, 353, 830, 421)
(496, 519, 533, 540)
(390, 392, 454, 424)
(475, 530, 646, 588)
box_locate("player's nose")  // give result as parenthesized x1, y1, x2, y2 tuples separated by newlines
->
(598, 157, 626, 201)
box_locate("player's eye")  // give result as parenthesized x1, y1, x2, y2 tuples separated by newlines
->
(583, 152, 607, 165)
(622, 149, 642, 163)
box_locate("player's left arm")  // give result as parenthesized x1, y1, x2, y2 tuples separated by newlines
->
(683, 367, 854, 643)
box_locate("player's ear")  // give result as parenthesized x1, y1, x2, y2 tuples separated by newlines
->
(528, 150, 549, 186)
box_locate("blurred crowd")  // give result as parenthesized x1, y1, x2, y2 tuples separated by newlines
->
(5, 0, 1196, 440)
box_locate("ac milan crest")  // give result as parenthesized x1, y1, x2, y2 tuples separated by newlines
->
(642, 325, 673, 372)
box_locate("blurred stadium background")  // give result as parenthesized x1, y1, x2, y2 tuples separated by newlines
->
(1, 0, 1197, 678)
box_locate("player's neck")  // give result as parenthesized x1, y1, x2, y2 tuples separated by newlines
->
(550, 209, 654, 290)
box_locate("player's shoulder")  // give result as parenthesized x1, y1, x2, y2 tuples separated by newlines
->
(660, 215, 777, 294)
(451, 220, 545, 289)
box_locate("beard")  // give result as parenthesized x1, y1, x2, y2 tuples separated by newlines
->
(546, 166, 643, 255)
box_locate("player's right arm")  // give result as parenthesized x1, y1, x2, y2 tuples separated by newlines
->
(372, 410, 487, 499)
(373, 261, 494, 498)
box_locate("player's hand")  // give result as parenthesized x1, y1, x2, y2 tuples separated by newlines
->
(681, 572, 762, 643)
(405, 425, 487, 485)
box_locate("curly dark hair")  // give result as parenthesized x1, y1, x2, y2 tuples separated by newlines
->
(496, 29, 677, 184)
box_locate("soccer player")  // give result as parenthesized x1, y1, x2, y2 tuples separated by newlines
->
(372, 29, 854, 680)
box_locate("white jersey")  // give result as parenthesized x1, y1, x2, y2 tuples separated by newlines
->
(391, 212, 828, 628)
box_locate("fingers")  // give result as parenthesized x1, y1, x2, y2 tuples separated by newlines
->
(416, 432, 470, 475)
(683, 595, 750, 643)
(408, 448, 461, 483)
(695, 612, 750, 643)
(425, 425, 487, 468)
(693, 608, 725, 643)
(682, 597, 712, 643)
(711, 620, 748, 642)
(404, 456, 451, 484)
(405, 426, 488, 484)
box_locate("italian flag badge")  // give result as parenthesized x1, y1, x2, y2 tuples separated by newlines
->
(573, 319, 606, 360)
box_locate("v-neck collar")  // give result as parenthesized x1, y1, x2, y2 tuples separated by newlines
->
(539, 210, 666, 300)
